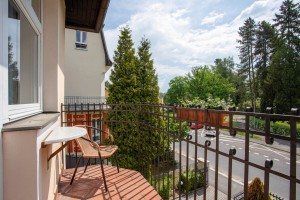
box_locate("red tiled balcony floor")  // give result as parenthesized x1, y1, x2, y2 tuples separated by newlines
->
(56, 165, 162, 200)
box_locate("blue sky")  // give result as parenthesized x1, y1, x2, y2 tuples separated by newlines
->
(103, 0, 300, 92)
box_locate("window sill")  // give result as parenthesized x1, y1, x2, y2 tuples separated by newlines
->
(75, 47, 88, 51)
(2, 112, 60, 132)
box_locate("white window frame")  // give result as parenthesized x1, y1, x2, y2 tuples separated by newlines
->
(1, 0, 43, 122)
(75, 31, 87, 50)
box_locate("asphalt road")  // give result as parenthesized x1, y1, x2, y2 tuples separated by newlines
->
(173, 128, 300, 199)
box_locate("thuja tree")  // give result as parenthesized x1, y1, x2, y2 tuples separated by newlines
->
(136, 37, 167, 177)
(107, 27, 166, 177)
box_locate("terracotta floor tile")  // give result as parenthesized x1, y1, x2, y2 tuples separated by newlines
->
(57, 165, 162, 200)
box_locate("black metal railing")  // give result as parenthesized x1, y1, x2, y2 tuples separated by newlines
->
(61, 103, 300, 200)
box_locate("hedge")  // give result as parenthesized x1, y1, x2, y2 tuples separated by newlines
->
(249, 117, 300, 138)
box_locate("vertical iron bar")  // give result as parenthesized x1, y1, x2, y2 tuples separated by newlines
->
(186, 132, 189, 200)
(204, 140, 211, 200)
(158, 104, 161, 192)
(290, 108, 297, 200)
(138, 104, 141, 172)
(244, 107, 252, 199)
(126, 104, 129, 169)
(153, 105, 157, 191)
(228, 148, 236, 200)
(264, 159, 273, 200)
(179, 107, 182, 200)
(193, 114, 198, 200)
(67, 103, 71, 167)
(92, 119, 96, 164)
(173, 106, 176, 200)
(214, 110, 220, 200)
(265, 107, 274, 145)
(229, 107, 236, 136)
(166, 105, 171, 200)
(75, 103, 78, 164)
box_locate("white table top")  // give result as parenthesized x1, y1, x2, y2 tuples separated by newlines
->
(43, 127, 87, 145)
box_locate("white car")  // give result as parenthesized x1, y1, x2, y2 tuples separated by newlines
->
(205, 129, 216, 137)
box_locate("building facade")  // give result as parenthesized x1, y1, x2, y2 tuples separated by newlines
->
(0, 0, 110, 199)
(65, 29, 112, 98)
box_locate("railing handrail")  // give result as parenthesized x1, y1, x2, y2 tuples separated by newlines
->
(61, 103, 299, 200)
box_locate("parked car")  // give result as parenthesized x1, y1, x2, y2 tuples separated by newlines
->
(190, 123, 204, 129)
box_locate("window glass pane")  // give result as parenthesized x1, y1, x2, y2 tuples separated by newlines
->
(76, 31, 80, 43)
(8, 0, 38, 105)
(82, 32, 87, 43)
(31, 0, 41, 21)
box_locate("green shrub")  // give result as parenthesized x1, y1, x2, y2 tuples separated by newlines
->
(249, 117, 300, 138)
(168, 119, 190, 141)
(177, 169, 205, 193)
(155, 175, 172, 199)
(158, 185, 171, 200)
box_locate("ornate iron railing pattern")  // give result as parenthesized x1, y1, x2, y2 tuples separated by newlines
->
(61, 103, 299, 200)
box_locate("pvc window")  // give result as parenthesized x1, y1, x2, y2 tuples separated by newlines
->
(75, 31, 87, 49)
(6, 0, 42, 121)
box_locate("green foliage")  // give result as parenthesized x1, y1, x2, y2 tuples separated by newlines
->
(107, 26, 138, 103)
(158, 185, 171, 199)
(249, 117, 300, 138)
(164, 76, 188, 105)
(187, 66, 236, 101)
(177, 169, 205, 193)
(234, 0, 300, 113)
(212, 57, 234, 79)
(268, 43, 300, 114)
(254, 21, 275, 112)
(107, 27, 166, 176)
(274, 0, 300, 52)
(136, 37, 159, 103)
(237, 17, 257, 110)
(212, 57, 243, 106)
(168, 119, 190, 141)
(156, 176, 173, 199)
(165, 66, 236, 106)
(269, 0, 300, 113)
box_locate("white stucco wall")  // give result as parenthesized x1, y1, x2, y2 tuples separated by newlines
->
(64, 29, 106, 97)
(43, 0, 65, 112)
(3, 118, 62, 200)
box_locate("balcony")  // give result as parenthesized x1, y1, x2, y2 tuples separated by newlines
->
(57, 165, 161, 199)
(59, 103, 300, 200)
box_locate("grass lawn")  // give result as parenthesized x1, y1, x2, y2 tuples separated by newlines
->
(236, 131, 261, 140)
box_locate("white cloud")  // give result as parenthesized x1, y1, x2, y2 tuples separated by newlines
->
(201, 11, 225, 25)
(104, 0, 298, 92)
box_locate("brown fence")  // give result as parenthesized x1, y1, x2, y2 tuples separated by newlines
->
(61, 103, 300, 200)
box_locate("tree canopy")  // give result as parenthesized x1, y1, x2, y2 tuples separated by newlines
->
(164, 65, 236, 105)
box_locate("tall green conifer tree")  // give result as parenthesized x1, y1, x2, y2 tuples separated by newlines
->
(136, 37, 159, 103)
(107, 27, 166, 177)
(254, 21, 275, 112)
(237, 17, 257, 110)
(107, 26, 137, 103)
(269, 0, 300, 113)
